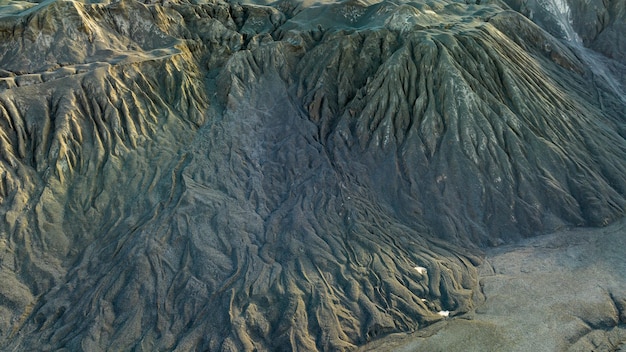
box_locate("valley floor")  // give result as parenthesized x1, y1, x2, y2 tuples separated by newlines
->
(360, 218, 626, 351)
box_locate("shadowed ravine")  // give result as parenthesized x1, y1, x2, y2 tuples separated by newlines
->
(0, 0, 625, 350)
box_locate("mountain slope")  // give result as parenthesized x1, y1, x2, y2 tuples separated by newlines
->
(0, 0, 625, 350)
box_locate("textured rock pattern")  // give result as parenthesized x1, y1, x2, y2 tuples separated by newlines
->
(505, 0, 626, 62)
(0, 0, 624, 350)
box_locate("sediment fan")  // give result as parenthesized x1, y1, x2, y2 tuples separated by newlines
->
(0, 0, 624, 350)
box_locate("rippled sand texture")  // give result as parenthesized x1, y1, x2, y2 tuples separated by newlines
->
(0, 0, 625, 350)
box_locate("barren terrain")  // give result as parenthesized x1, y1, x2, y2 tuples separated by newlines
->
(0, 0, 624, 350)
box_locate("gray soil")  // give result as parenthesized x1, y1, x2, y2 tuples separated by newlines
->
(0, 0, 624, 350)
(360, 218, 626, 351)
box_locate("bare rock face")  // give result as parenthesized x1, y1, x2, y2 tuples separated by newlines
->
(0, 0, 624, 351)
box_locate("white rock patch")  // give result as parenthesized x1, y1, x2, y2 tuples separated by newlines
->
(414, 266, 428, 275)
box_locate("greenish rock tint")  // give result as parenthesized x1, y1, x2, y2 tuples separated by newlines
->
(0, 0, 624, 350)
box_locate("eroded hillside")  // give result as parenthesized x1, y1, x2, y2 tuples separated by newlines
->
(0, 0, 624, 350)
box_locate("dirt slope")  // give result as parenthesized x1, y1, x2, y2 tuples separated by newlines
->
(0, 0, 624, 350)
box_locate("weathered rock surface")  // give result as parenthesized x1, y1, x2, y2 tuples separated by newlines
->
(0, 0, 624, 350)
(504, 0, 626, 62)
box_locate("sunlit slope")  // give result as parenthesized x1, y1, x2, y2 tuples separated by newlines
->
(0, 0, 625, 351)
(0, 0, 211, 342)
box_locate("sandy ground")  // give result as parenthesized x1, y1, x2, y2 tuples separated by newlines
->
(360, 218, 626, 351)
